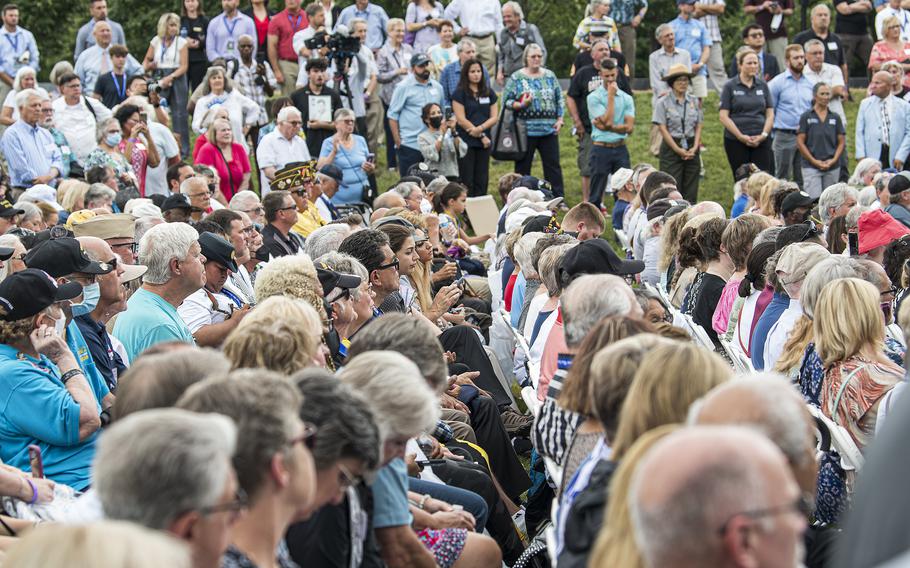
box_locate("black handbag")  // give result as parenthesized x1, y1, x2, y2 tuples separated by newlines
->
(491, 106, 527, 162)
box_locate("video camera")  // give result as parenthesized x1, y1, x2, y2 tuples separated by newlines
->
(304, 29, 361, 61)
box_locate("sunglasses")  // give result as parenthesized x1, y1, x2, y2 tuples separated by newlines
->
(376, 258, 400, 271)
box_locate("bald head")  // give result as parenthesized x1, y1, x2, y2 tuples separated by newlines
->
(93, 20, 112, 47)
(631, 426, 805, 568)
(373, 192, 407, 210)
(872, 71, 894, 98)
(690, 200, 726, 218)
(689, 374, 817, 494)
(76, 235, 115, 262)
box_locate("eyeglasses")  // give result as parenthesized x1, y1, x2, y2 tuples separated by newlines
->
(197, 488, 249, 519)
(278, 205, 298, 212)
(881, 286, 898, 298)
(111, 242, 139, 255)
(717, 496, 813, 536)
(243, 206, 265, 215)
(189, 190, 213, 199)
(286, 120, 303, 126)
(376, 258, 400, 271)
(287, 422, 318, 451)
(340, 118, 355, 124)
(748, 32, 765, 38)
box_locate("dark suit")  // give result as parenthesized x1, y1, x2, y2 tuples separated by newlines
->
(729, 50, 781, 83)
(256, 223, 305, 261)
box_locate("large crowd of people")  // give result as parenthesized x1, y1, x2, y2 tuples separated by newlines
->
(0, 0, 908, 567)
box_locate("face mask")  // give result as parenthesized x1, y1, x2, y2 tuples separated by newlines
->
(429, 116, 443, 128)
(105, 132, 122, 147)
(71, 283, 101, 317)
(420, 198, 433, 214)
(53, 314, 66, 337)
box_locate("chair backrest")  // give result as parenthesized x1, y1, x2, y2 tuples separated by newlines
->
(614, 229, 632, 253)
(805, 404, 865, 472)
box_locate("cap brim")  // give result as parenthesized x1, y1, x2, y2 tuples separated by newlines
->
(615, 259, 646, 275)
(0, 208, 24, 218)
(82, 260, 115, 275)
(336, 273, 362, 289)
(120, 263, 148, 284)
(56, 281, 83, 301)
(0, 247, 13, 261)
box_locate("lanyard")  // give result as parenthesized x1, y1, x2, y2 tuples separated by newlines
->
(287, 11, 303, 32)
(679, 97, 688, 137)
(223, 15, 239, 39)
(159, 36, 174, 64)
(4, 32, 18, 54)
(220, 286, 244, 307)
(111, 73, 126, 99)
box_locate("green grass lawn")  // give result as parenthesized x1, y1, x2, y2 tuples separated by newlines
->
(371, 88, 866, 217)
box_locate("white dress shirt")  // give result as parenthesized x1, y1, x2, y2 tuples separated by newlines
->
(51, 96, 113, 165)
(443, 0, 503, 37)
(804, 62, 847, 124)
(255, 129, 311, 195)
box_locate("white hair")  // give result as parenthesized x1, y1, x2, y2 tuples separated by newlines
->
(562, 274, 635, 347)
(179, 176, 207, 195)
(84, 183, 116, 207)
(849, 158, 881, 186)
(655, 23, 673, 40)
(12, 66, 36, 91)
(457, 38, 476, 53)
(13, 201, 40, 225)
(339, 351, 440, 442)
(94, 408, 237, 531)
(138, 222, 199, 285)
(0, 234, 22, 283)
(15, 87, 45, 109)
(514, 232, 544, 279)
(800, 256, 864, 318)
(858, 185, 878, 207)
(229, 190, 261, 211)
(502, 1, 524, 18)
(305, 223, 353, 260)
(818, 182, 858, 224)
(391, 182, 421, 200)
(277, 106, 301, 123)
(315, 252, 368, 299)
(134, 216, 165, 243)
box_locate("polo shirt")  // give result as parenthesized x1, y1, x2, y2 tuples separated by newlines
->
(720, 75, 772, 140)
(292, 203, 326, 238)
(0, 344, 97, 490)
(769, 70, 815, 131)
(256, 129, 311, 195)
(792, 29, 846, 67)
(386, 76, 444, 149)
(75, 314, 125, 392)
(587, 85, 635, 143)
(567, 64, 604, 132)
(750, 291, 790, 370)
(65, 319, 109, 407)
(451, 88, 498, 148)
(113, 288, 196, 362)
(371, 458, 412, 528)
(268, 8, 309, 62)
(798, 108, 845, 162)
(668, 16, 711, 77)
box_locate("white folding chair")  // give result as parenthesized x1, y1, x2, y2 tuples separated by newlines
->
(614, 229, 632, 253)
(806, 404, 864, 473)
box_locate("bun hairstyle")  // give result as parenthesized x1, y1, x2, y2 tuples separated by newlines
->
(432, 182, 467, 213)
(738, 241, 776, 297)
(676, 217, 728, 270)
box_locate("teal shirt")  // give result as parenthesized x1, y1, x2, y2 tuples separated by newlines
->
(370, 458, 412, 528)
(66, 320, 108, 407)
(113, 288, 195, 362)
(0, 345, 97, 489)
(587, 86, 635, 143)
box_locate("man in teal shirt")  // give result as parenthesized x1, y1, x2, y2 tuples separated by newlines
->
(113, 222, 205, 361)
(587, 58, 635, 208)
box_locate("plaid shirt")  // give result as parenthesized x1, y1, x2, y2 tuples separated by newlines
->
(698, 0, 725, 42)
(231, 59, 278, 126)
(610, 0, 648, 26)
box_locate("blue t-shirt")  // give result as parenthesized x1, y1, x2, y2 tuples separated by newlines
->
(510, 273, 527, 328)
(319, 135, 371, 205)
(731, 194, 749, 218)
(66, 319, 109, 407)
(371, 457, 412, 528)
(113, 288, 195, 362)
(0, 345, 97, 489)
(750, 292, 790, 370)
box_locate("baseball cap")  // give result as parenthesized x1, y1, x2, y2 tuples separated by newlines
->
(411, 53, 431, 67)
(513, 176, 554, 198)
(161, 194, 194, 213)
(72, 213, 136, 240)
(610, 168, 634, 192)
(20, 185, 63, 211)
(120, 262, 149, 284)
(0, 199, 24, 219)
(0, 268, 83, 321)
(677, 0, 696, 5)
(858, 209, 910, 254)
(24, 237, 114, 278)
(887, 171, 910, 195)
(775, 242, 829, 285)
(319, 164, 344, 185)
(558, 238, 644, 282)
(780, 191, 816, 216)
(316, 265, 362, 297)
(647, 198, 690, 222)
(198, 232, 238, 272)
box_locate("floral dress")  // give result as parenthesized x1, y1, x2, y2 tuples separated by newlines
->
(83, 147, 138, 190)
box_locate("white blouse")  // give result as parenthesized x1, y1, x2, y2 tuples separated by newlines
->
(149, 35, 187, 70)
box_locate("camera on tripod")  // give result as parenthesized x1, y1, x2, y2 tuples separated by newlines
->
(304, 29, 361, 60)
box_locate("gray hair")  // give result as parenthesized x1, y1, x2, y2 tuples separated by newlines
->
(15, 88, 45, 110)
(94, 408, 237, 530)
(804, 38, 825, 52)
(138, 222, 199, 285)
(391, 182, 421, 201)
(655, 23, 673, 40)
(539, 242, 577, 297)
(314, 251, 368, 299)
(502, 1, 524, 19)
(562, 274, 635, 347)
(849, 158, 882, 186)
(134, 216, 164, 243)
(514, 232, 544, 279)
(456, 38, 476, 54)
(818, 183, 858, 224)
(277, 106, 301, 123)
(522, 43, 543, 66)
(845, 204, 869, 231)
(345, 313, 448, 392)
(753, 225, 785, 247)
(292, 368, 381, 472)
(333, 107, 356, 122)
(339, 351, 440, 442)
(801, 256, 864, 319)
(229, 190, 261, 211)
(13, 201, 40, 225)
(95, 117, 119, 144)
(177, 372, 302, 496)
(426, 176, 449, 195)
(179, 175, 207, 196)
(386, 17, 405, 31)
(306, 223, 354, 260)
(85, 183, 116, 207)
(858, 185, 878, 207)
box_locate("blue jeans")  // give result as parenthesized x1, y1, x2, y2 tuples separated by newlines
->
(588, 144, 630, 207)
(408, 477, 489, 529)
(397, 145, 424, 177)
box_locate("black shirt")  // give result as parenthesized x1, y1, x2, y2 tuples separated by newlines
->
(292, 84, 344, 157)
(798, 108, 845, 161)
(691, 272, 727, 345)
(567, 64, 605, 132)
(93, 72, 130, 109)
(74, 313, 125, 393)
(450, 87, 498, 148)
(572, 51, 632, 96)
(180, 16, 210, 63)
(793, 29, 846, 67)
(720, 75, 773, 139)
(834, 0, 872, 36)
(257, 223, 305, 261)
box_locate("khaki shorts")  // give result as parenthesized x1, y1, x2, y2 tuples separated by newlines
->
(577, 132, 593, 177)
(690, 74, 708, 99)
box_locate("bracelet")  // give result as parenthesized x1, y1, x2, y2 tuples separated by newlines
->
(419, 494, 431, 510)
(60, 369, 84, 385)
(26, 478, 37, 505)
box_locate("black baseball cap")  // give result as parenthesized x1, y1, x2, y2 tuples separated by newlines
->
(888, 171, 910, 196)
(316, 265, 362, 296)
(512, 176, 554, 198)
(0, 268, 83, 321)
(647, 198, 690, 222)
(161, 193, 194, 212)
(780, 191, 817, 216)
(198, 232, 237, 272)
(411, 53, 431, 67)
(558, 238, 644, 282)
(0, 247, 13, 261)
(319, 164, 344, 185)
(24, 237, 114, 278)
(0, 199, 24, 219)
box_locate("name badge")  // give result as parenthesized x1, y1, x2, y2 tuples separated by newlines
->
(827, 41, 838, 50)
(733, 89, 745, 95)
(478, 96, 490, 104)
(692, 29, 701, 38)
(193, 27, 202, 33)
(829, 118, 837, 124)
(516, 37, 525, 46)
(756, 89, 764, 95)
(60, 145, 70, 154)
(807, 118, 818, 124)
(226, 40, 235, 51)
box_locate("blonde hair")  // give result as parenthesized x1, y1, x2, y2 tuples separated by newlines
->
(57, 179, 90, 212)
(658, 208, 691, 272)
(815, 278, 884, 367)
(883, 15, 901, 35)
(774, 315, 813, 374)
(157, 12, 180, 38)
(223, 296, 323, 374)
(758, 177, 781, 217)
(745, 171, 774, 202)
(589, 424, 680, 568)
(254, 254, 325, 322)
(721, 214, 771, 270)
(610, 342, 731, 459)
(2, 521, 191, 568)
(206, 118, 233, 145)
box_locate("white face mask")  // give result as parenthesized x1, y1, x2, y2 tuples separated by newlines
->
(53, 315, 66, 337)
(420, 198, 433, 214)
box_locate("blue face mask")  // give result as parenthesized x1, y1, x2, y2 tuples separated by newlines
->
(105, 132, 123, 147)
(71, 283, 100, 317)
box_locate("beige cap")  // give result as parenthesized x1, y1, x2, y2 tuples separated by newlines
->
(120, 263, 148, 283)
(776, 242, 829, 284)
(72, 213, 137, 240)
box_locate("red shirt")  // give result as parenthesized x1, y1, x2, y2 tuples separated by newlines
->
(504, 272, 518, 312)
(196, 141, 251, 201)
(253, 12, 270, 51)
(268, 8, 309, 61)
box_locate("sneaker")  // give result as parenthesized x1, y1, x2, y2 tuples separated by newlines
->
(501, 408, 534, 437)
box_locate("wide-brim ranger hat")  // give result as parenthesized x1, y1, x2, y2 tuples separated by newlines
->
(662, 63, 696, 85)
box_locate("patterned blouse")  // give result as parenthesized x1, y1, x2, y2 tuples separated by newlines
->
(502, 69, 565, 138)
(221, 542, 298, 568)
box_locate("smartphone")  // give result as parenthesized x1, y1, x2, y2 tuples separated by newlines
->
(28, 445, 43, 478)
(415, 459, 447, 469)
(848, 232, 859, 257)
(138, 111, 148, 123)
(366, 152, 376, 164)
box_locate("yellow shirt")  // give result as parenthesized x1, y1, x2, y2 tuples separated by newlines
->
(291, 201, 325, 238)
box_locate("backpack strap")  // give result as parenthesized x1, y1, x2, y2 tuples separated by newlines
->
(831, 363, 869, 426)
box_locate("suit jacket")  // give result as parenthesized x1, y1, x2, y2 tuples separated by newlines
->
(256, 223, 305, 261)
(856, 95, 910, 167)
(729, 50, 781, 83)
